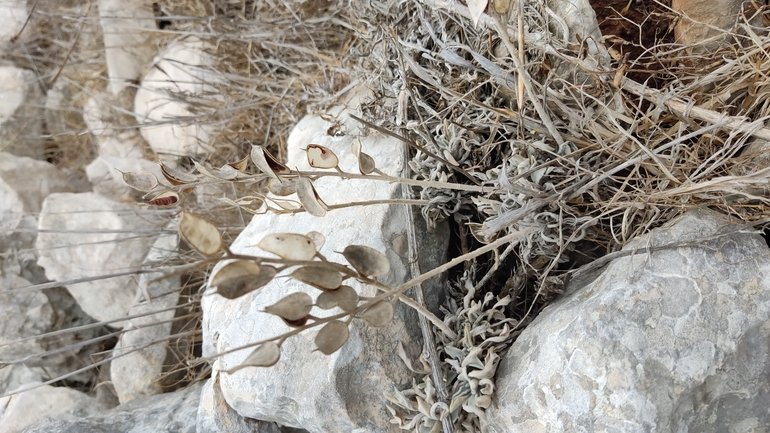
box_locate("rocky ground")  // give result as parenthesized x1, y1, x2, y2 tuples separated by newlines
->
(2, 0, 770, 432)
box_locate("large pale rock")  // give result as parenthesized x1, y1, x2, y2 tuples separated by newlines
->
(111, 229, 180, 403)
(98, 0, 157, 95)
(197, 375, 285, 433)
(672, 0, 743, 52)
(0, 1, 26, 56)
(0, 382, 107, 433)
(0, 273, 54, 364)
(24, 382, 203, 433)
(0, 66, 46, 159)
(202, 90, 442, 432)
(134, 37, 217, 159)
(490, 209, 770, 432)
(36, 192, 167, 324)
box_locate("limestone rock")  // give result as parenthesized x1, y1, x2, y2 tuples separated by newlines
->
(24, 382, 203, 433)
(490, 209, 770, 432)
(0, 66, 46, 159)
(201, 88, 443, 432)
(98, 0, 157, 95)
(111, 229, 180, 403)
(134, 37, 217, 160)
(0, 273, 54, 364)
(35, 192, 168, 325)
(197, 375, 285, 433)
(672, 0, 743, 52)
(0, 382, 107, 433)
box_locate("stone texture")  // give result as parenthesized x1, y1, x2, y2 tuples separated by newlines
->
(134, 37, 217, 159)
(490, 209, 770, 432)
(98, 0, 157, 95)
(0, 382, 107, 433)
(24, 382, 203, 433)
(0, 1, 26, 57)
(197, 375, 285, 433)
(0, 273, 55, 364)
(35, 192, 167, 325)
(672, 0, 743, 52)
(0, 66, 46, 159)
(111, 228, 180, 403)
(201, 88, 445, 432)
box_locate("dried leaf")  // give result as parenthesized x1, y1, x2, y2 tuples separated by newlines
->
(250, 145, 289, 180)
(290, 266, 342, 290)
(121, 171, 158, 191)
(316, 285, 358, 311)
(443, 149, 459, 166)
(179, 212, 223, 256)
(467, 0, 488, 28)
(264, 292, 313, 321)
(268, 178, 296, 196)
(296, 177, 327, 217)
(342, 245, 390, 277)
(225, 342, 280, 373)
(148, 191, 179, 206)
(212, 261, 277, 299)
(360, 301, 394, 327)
(228, 155, 250, 171)
(306, 144, 339, 169)
(314, 320, 350, 355)
(306, 231, 325, 250)
(160, 163, 197, 185)
(258, 233, 316, 261)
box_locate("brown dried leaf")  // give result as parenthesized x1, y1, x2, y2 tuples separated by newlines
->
(316, 285, 358, 312)
(306, 144, 339, 169)
(121, 171, 158, 191)
(212, 261, 277, 299)
(290, 266, 342, 290)
(264, 292, 313, 321)
(250, 145, 289, 180)
(360, 301, 394, 327)
(225, 342, 280, 373)
(257, 233, 316, 261)
(148, 191, 179, 206)
(296, 177, 327, 217)
(342, 245, 390, 277)
(179, 212, 223, 257)
(160, 163, 197, 185)
(314, 320, 350, 355)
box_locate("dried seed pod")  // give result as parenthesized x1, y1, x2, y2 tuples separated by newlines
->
(250, 145, 289, 180)
(264, 292, 313, 321)
(160, 163, 197, 185)
(360, 301, 394, 327)
(316, 285, 358, 312)
(306, 144, 339, 169)
(121, 171, 158, 191)
(281, 315, 309, 327)
(148, 191, 179, 206)
(296, 177, 327, 217)
(342, 245, 390, 277)
(290, 266, 342, 290)
(193, 161, 219, 179)
(211, 261, 277, 299)
(179, 212, 223, 257)
(225, 342, 281, 373)
(228, 155, 250, 172)
(314, 320, 350, 355)
(257, 233, 316, 261)
(267, 178, 296, 196)
(216, 164, 239, 180)
(266, 197, 302, 211)
(493, 0, 510, 14)
(350, 141, 376, 174)
(306, 231, 325, 250)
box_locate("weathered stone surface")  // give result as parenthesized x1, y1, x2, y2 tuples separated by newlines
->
(24, 382, 203, 433)
(672, 0, 743, 52)
(0, 273, 54, 364)
(36, 192, 167, 324)
(98, 0, 157, 95)
(0, 153, 82, 218)
(0, 382, 107, 433)
(134, 37, 217, 159)
(0, 1, 26, 56)
(111, 229, 180, 403)
(201, 89, 442, 432)
(490, 209, 770, 432)
(0, 66, 46, 159)
(197, 375, 285, 433)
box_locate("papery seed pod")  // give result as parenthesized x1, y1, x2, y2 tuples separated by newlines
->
(263, 292, 313, 321)
(316, 285, 358, 312)
(290, 266, 342, 290)
(148, 191, 179, 206)
(306, 144, 339, 169)
(179, 212, 223, 256)
(258, 233, 316, 261)
(342, 245, 390, 277)
(121, 171, 158, 191)
(228, 155, 250, 171)
(160, 163, 197, 185)
(225, 342, 281, 373)
(250, 145, 289, 180)
(211, 261, 277, 299)
(267, 178, 296, 196)
(314, 320, 349, 355)
(360, 301, 394, 327)
(281, 315, 309, 328)
(296, 177, 327, 217)
(306, 231, 325, 250)
(266, 197, 302, 211)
